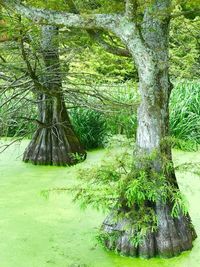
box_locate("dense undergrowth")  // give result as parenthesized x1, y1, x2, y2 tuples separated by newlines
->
(0, 81, 199, 151)
(170, 81, 200, 150)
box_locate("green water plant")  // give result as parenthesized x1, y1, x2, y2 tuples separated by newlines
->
(70, 148, 190, 249)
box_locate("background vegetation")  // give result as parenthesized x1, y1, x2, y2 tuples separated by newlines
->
(0, 2, 199, 151)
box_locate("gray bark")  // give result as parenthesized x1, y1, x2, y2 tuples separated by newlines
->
(23, 26, 86, 166)
(2, 1, 121, 30)
(101, 0, 196, 258)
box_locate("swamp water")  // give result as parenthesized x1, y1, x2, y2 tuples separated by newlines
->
(0, 141, 199, 267)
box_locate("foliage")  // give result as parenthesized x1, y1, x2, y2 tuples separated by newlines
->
(104, 82, 139, 138)
(0, 92, 37, 138)
(1, 81, 200, 151)
(71, 41, 137, 83)
(171, 191, 189, 218)
(69, 107, 107, 149)
(26, 0, 125, 13)
(0, 3, 200, 152)
(71, 147, 189, 218)
(56, 146, 188, 246)
(170, 9, 200, 79)
(69, 82, 138, 148)
(169, 81, 200, 150)
(97, 206, 158, 249)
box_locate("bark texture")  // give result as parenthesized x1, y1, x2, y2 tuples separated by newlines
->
(23, 26, 86, 166)
(23, 94, 86, 166)
(102, 204, 196, 258)
(2, 1, 120, 30)
(101, 0, 197, 258)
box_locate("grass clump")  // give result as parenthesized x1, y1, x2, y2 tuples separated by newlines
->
(170, 81, 200, 151)
(69, 108, 107, 150)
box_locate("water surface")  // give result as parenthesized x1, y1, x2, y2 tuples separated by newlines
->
(0, 141, 199, 267)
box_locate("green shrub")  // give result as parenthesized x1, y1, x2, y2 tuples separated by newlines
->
(169, 81, 200, 150)
(1, 81, 200, 152)
(69, 82, 139, 149)
(64, 148, 189, 246)
(0, 96, 37, 138)
(69, 107, 107, 149)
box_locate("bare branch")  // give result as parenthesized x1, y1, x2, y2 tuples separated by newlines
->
(1, 1, 122, 31)
(87, 30, 131, 57)
(0, 72, 12, 81)
(0, 137, 24, 153)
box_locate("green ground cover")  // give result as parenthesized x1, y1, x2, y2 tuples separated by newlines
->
(0, 141, 199, 267)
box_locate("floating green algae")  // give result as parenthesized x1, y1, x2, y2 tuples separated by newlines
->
(0, 141, 199, 267)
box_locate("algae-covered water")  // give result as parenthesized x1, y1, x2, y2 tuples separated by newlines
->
(0, 141, 199, 267)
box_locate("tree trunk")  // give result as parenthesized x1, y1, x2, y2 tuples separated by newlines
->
(23, 25, 86, 166)
(23, 93, 86, 166)
(101, 0, 197, 258)
(101, 66, 197, 257)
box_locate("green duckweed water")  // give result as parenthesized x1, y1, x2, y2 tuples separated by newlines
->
(0, 141, 199, 267)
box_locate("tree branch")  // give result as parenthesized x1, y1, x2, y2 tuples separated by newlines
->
(87, 30, 131, 57)
(65, 0, 131, 57)
(1, 1, 122, 31)
(125, 0, 137, 20)
(14, 116, 48, 128)
(0, 72, 11, 81)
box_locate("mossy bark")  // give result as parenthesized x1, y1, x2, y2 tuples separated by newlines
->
(23, 25, 86, 166)
(101, 0, 197, 258)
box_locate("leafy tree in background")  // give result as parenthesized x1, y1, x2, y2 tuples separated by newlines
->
(0, 9, 86, 165)
(0, 0, 137, 155)
(1, 1, 199, 150)
(170, 9, 200, 79)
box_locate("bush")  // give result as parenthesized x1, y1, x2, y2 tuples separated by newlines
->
(0, 96, 37, 138)
(69, 82, 139, 149)
(103, 81, 200, 151)
(69, 108, 107, 150)
(170, 81, 200, 150)
(1, 81, 200, 152)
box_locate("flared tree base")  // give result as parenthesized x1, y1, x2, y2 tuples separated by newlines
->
(101, 203, 197, 258)
(23, 126, 86, 166)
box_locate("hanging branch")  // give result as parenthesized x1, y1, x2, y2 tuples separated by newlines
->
(65, 0, 131, 57)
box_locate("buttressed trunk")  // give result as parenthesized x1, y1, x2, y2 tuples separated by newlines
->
(23, 25, 86, 166)
(102, 0, 196, 258)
